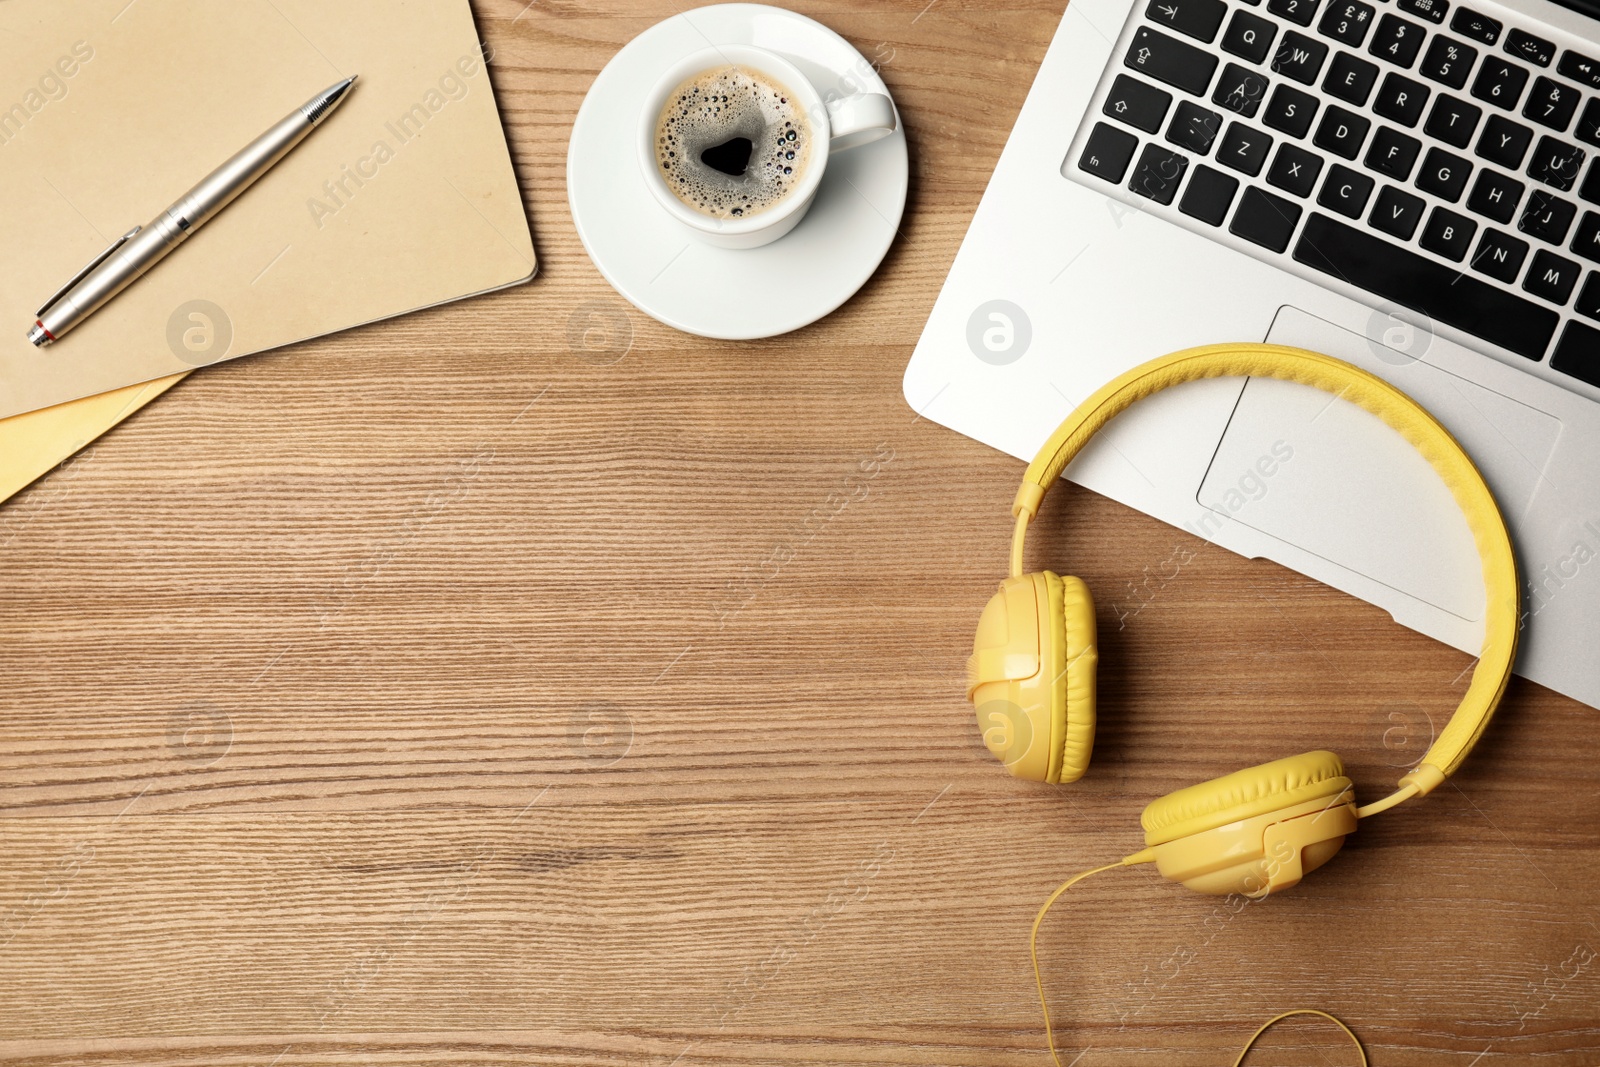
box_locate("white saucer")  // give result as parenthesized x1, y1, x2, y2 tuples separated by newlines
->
(567, 3, 909, 340)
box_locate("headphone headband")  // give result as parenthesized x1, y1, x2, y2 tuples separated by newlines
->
(1008, 343, 1520, 804)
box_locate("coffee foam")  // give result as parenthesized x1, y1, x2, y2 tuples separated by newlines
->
(654, 65, 812, 220)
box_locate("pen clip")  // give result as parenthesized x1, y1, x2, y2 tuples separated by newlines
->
(37, 225, 142, 316)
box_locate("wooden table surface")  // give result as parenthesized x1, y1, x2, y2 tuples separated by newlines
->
(3, 2, 1598, 1064)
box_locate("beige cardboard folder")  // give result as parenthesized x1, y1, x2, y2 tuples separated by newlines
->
(0, 0, 535, 424)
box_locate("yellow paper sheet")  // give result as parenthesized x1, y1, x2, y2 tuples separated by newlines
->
(0, 374, 185, 503)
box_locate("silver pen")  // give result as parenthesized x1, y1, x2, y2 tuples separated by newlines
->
(27, 76, 358, 348)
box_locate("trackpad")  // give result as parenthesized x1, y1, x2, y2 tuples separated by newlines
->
(1197, 306, 1561, 621)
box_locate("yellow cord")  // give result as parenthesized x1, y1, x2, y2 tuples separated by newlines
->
(1010, 513, 1030, 578)
(1030, 861, 1125, 1067)
(1356, 783, 1420, 819)
(1233, 1009, 1367, 1066)
(1030, 860, 1366, 1067)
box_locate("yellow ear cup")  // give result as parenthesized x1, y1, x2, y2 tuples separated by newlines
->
(967, 572, 1098, 783)
(1140, 751, 1358, 896)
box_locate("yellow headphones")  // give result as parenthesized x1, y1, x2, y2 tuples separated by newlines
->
(969, 343, 1522, 897)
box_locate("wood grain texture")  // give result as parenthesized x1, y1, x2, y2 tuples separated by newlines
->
(2, 1, 1597, 1063)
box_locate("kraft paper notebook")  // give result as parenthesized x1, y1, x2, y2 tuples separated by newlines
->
(0, 0, 535, 440)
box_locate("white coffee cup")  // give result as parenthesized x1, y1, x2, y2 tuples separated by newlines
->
(639, 44, 896, 249)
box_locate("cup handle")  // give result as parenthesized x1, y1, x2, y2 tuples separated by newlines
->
(825, 92, 897, 152)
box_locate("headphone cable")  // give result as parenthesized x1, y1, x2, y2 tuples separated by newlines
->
(1233, 1009, 1366, 1066)
(1029, 860, 1368, 1066)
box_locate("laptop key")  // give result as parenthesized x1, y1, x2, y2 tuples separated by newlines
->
(1551, 320, 1600, 385)
(1230, 185, 1303, 249)
(1223, 10, 1279, 63)
(1371, 184, 1427, 237)
(1420, 206, 1478, 259)
(1146, 0, 1228, 43)
(1318, 1, 1376, 46)
(1292, 212, 1558, 358)
(1269, 142, 1326, 195)
(1425, 95, 1482, 147)
(1267, 0, 1319, 27)
(1169, 100, 1225, 153)
(1398, 0, 1448, 24)
(1419, 36, 1477, 89)
(1314, 105, 1370, 157)
(1523, 249, 1580, 302)
(1319, 163, 1377, 216)
(1324, 52, 1380, 105)
(1417, 146, 1473, 201)
(1105, 75, 1174, 134)
(1129, 143, 1190, 203)
(1366, 126, 1422, 178)
(1264, 84, 1321, 136)
(1214, 62, 1271, 116)
(1472, 57, 1529, 109)
(1179, 164, 1240, 223)
(1528, 136, 1584, 191)
(1127, 27, 1219, 96)
(1450, 7, 1500, 45)
(1558, 50, 1600, 90)
(1523, 77, 1579, 131)
(1219, 120, 1274, 174)
(1505, 28, 1555, 68)
(1578, 99, 1600, 148)
(1571, 210, 1600, 263)
(1471, 228, 1529, 281)
(1373, 72, 1430, 126)
(1581, 159, 1600, 204)
(1369, 14, 1426, 67)
(1519, 188, 1577, 243)
(1079, 122, 1140, 182)
(1466, 168, 1524, 223)
(1273, 32, 1330, 84)
(1477, 114, 1534, 167)
(1578, 272, 1600, 317)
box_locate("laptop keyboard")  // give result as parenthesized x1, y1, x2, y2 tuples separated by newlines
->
(1066, 0, 1600, 395)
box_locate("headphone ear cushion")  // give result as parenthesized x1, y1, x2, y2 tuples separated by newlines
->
(1140, 750, 1350, 846)
(1048, 573, 1098, 784)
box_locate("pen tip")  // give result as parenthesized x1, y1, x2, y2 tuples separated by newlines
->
(304, 76, 358, 125)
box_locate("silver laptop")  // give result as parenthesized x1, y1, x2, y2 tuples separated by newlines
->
(905, 0, 1600, 708)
